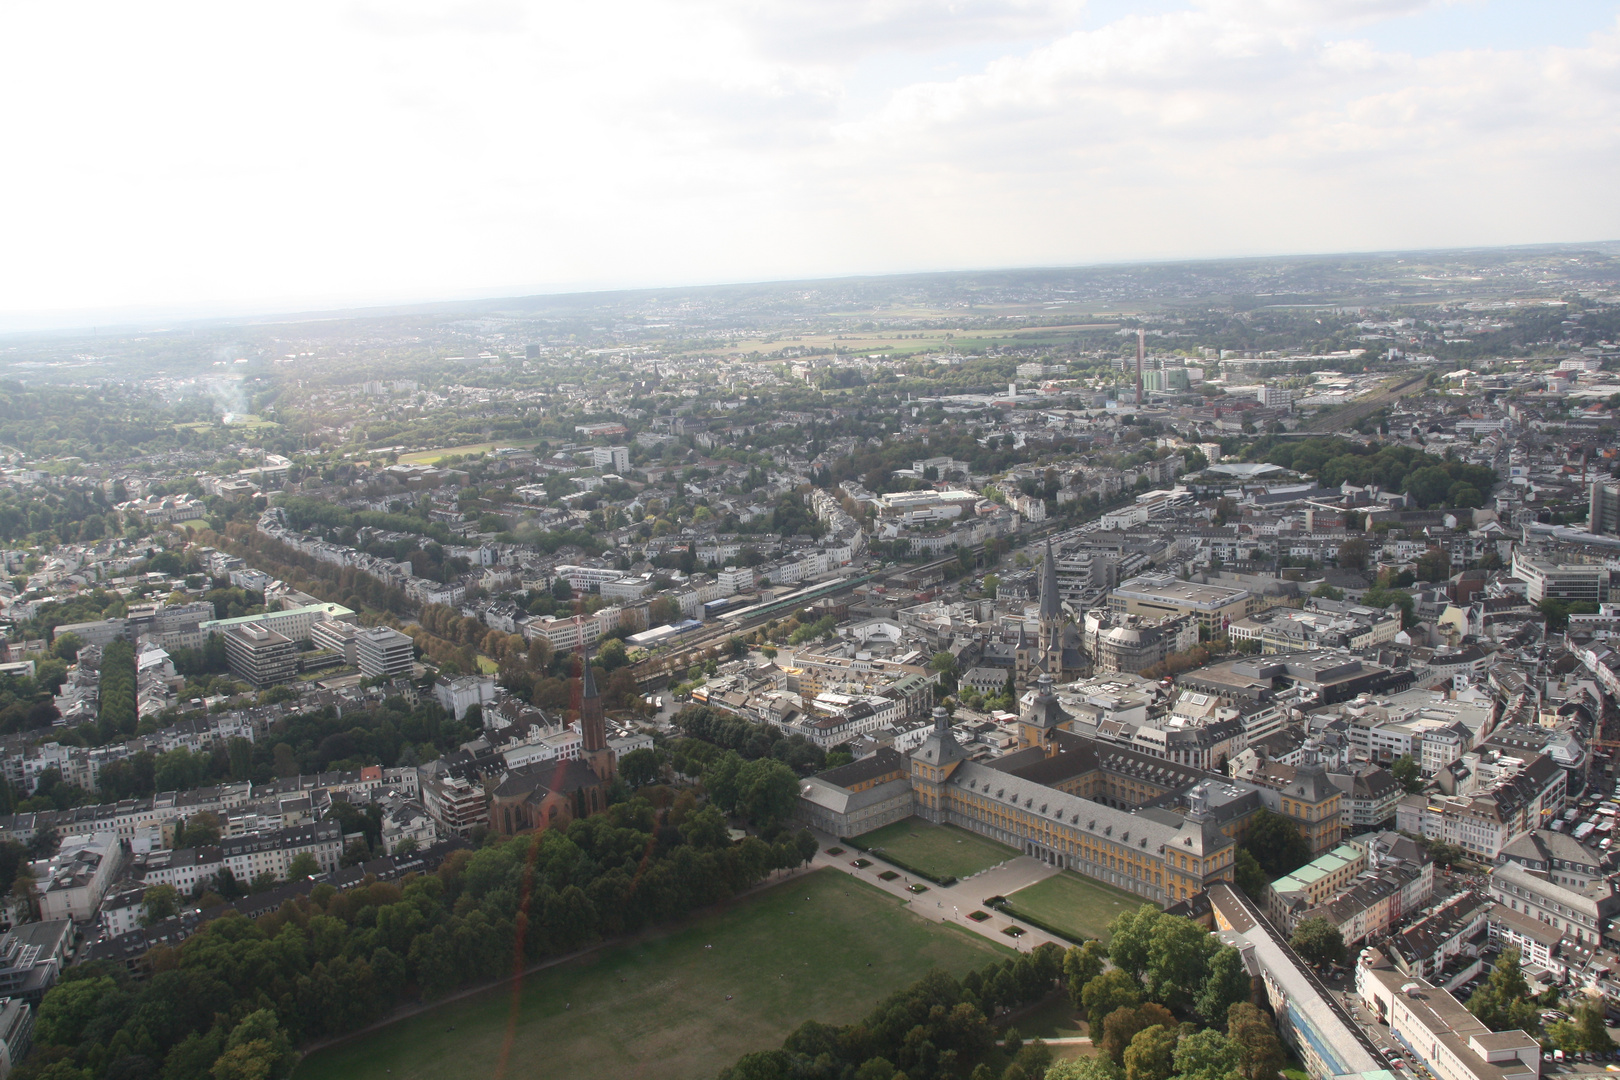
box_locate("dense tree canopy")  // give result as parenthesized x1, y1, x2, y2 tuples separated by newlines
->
(27, 795, 816, 1080)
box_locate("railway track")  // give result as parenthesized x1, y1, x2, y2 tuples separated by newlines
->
(1297, 373, 1428, 434)
(629, 575, 870, 688)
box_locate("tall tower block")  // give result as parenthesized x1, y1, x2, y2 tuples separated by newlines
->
(1136, 328, 1145, 404)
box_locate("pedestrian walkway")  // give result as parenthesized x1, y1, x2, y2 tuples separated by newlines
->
(809, 838, 1067, 953)
(997, 1037, 1092, 1047)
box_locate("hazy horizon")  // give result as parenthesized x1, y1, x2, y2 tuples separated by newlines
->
(3, 237, 1618, 339)
(3, 0, 1618, 324)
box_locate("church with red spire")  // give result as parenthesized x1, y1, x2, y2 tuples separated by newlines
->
(488, 649, 619, 836)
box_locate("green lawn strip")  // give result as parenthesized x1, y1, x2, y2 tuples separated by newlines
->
(397, 438, 541, 466)
(847, 818, 1019, 882)
(998, 871, 1146, 944)
(295, 868, 1012, 1080)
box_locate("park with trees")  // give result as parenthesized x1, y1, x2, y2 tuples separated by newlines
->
(717, 902, 1289, 1080)
(20, 792, 820, 1080)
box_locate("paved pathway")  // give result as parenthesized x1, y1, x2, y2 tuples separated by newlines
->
(998, 1037, 1092, 1047)
(808, 834, 1068, 954)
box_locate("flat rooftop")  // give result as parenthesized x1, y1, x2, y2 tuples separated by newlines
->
(1113, 574, 1250, 610)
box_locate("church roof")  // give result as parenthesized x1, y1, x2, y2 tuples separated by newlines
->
(493, 758, 604, 802)
(1039, 538, 1062, 622)
(581, 650, 599, 700)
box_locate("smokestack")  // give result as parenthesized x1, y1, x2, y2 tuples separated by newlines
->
(1136, 329, 1145, 404)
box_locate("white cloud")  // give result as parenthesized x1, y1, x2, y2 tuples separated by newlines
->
(0, 0, 1614, 320)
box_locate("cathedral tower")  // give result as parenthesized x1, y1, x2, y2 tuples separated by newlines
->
(579, 650, 616, 781)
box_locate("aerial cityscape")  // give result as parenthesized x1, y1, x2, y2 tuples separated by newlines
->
(3, 3, 1620, 1080)
(0, 242, 1615, 1080)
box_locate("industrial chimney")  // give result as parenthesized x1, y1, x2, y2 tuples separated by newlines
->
(1136, 329, 1145, 404)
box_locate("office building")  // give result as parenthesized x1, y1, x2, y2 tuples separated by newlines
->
(1358, 959, 1539, 1080)
(1487, 859, 1617, 947)
(309, 618, 359, 665)
(196, 601, 355, 646)
(222, 623, 297, 687)
(1591, 481, 1620, 538)
(1256, 385, 1296, 410)
(0, 994, 33, 1080)
(1107, 573, 1254, 633)
(1510, 551, 1611, 606)
(356, 626, 414, 679)
(0, 920, 70, 1007)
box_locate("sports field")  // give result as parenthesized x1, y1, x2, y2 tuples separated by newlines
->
(294, 868, 1011, 1080)
(397, 438, 540, 466)
(1000, 871, 1144, 943)
(852, 818, 1019, 880)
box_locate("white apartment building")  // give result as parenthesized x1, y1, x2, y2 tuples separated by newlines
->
(33, 835, 125, 923)
(763, 550, 830, 586)
(717, 566, 756, 593)
(1487, 860, 1619, 947)
(524, 610, 619, 654)
(1358, 963, 1539, 1080)
(502, 728, 583, 768)
(419, 771, 489, 838)
(220, 821, 343, 883)
(1394, 753, 1565, 860)
(434, 675, 497, 721)
(0, 783, 256, 847)
(131, 846, 226, 895)
(552, 564, 627, 592)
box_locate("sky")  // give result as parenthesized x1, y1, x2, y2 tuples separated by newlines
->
(0, 0, 1617, 327)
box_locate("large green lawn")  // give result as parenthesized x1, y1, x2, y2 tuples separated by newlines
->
(852, 818, 1019, 880)
(295, 869, 1011, 1080)
(1000, 871, 1146, 943)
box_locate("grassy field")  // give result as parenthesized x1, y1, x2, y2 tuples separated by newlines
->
(295, 869, 1011, 1080)
(851, 818, 1019, 880)
(1012, 994, 1088, 1041)
(397, 438, 540, 466)
(1000, 871, 1144, 944)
